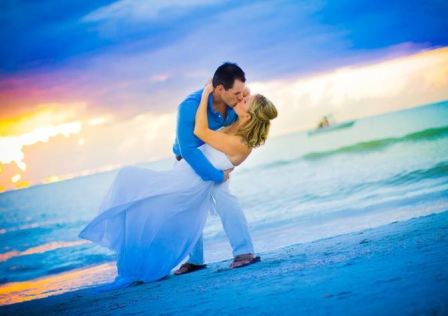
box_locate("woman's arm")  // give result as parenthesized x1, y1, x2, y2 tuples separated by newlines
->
(194, 83, 248, 158)
(193, 83, 213, 141)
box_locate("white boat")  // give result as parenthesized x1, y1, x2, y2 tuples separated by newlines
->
(307, 120, 355, 136)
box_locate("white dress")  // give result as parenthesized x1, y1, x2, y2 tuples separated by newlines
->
(79, 144, 234, 286)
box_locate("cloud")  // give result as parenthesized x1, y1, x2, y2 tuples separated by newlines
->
(0, 120, 82, 170)
(0, 103, 86, 136)
(251, 47, 448, 135)
(82, 0, 223, 22)
(3, 0, 447, 77)
(0, 109, 177, 191)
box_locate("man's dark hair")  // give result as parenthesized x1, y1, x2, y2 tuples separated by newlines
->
(212, 62, 246, 90)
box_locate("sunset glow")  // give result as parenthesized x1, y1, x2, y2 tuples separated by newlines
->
(0, 121, 82, 168)
(1, 48, 448, 192)
(0, 263, 115, 305)
(11, 174, 21, 183)
(252, 48, 448, 135)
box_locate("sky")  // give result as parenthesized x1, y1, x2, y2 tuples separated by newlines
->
(0, 0, 447, 192)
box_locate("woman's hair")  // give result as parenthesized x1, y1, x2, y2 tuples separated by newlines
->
(237, 94, 278, 148)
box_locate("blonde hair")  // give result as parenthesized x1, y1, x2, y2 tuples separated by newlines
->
(237, 94, 278, 148)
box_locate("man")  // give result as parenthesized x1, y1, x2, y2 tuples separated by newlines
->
(172, 62, 260, 275)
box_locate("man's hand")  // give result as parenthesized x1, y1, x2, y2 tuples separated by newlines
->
(223, 168, 234, 182)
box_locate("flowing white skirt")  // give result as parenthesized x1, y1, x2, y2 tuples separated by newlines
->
(79, 145, 233, 286)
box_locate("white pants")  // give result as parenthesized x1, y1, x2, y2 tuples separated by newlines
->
(188, 181, 255, 264)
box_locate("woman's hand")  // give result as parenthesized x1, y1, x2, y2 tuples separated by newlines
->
(202, 80, 214, 99)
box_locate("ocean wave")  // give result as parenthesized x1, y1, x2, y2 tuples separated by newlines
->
(243, 160, 448, 210)
(0, 219, 62, 235)
(251, 126, 448, 172)
(303, 125, 448, 160)
(384, 160, 448, 186)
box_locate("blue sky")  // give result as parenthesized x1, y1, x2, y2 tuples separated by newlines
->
(1, 0, 446, 118)
(1, 0, 447, 77)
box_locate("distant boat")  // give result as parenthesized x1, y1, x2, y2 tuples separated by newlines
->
(307, 118, 355, 136)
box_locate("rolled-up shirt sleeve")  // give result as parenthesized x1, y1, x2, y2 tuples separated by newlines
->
(176, 100, 224, 183)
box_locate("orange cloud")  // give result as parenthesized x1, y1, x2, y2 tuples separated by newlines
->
(0, 108, 176, 192)
(0, 121, 82, 168)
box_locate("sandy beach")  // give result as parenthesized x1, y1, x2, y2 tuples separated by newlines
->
(1, 210, 447, 315)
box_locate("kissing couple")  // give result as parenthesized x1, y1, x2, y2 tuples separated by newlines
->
(80, 62, 278, 288)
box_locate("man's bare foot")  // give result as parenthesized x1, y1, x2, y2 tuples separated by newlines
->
(230, 254, 261, 268)
(174, 263, 207, 275)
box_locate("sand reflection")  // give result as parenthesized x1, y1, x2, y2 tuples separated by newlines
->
(0, 263, 115, 306)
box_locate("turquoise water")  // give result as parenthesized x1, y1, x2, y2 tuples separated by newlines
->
(1, 101, 447, 288)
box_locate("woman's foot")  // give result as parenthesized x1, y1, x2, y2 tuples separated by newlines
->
(230, 254, 261, 268)
(174, 263, 207, 275)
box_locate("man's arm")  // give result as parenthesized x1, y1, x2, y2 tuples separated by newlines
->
(177, 99, 225, 183)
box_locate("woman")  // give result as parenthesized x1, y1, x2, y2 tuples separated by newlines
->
(79, 84, 277, 287)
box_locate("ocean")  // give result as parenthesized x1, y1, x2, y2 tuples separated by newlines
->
(1, 100, 447, 304)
